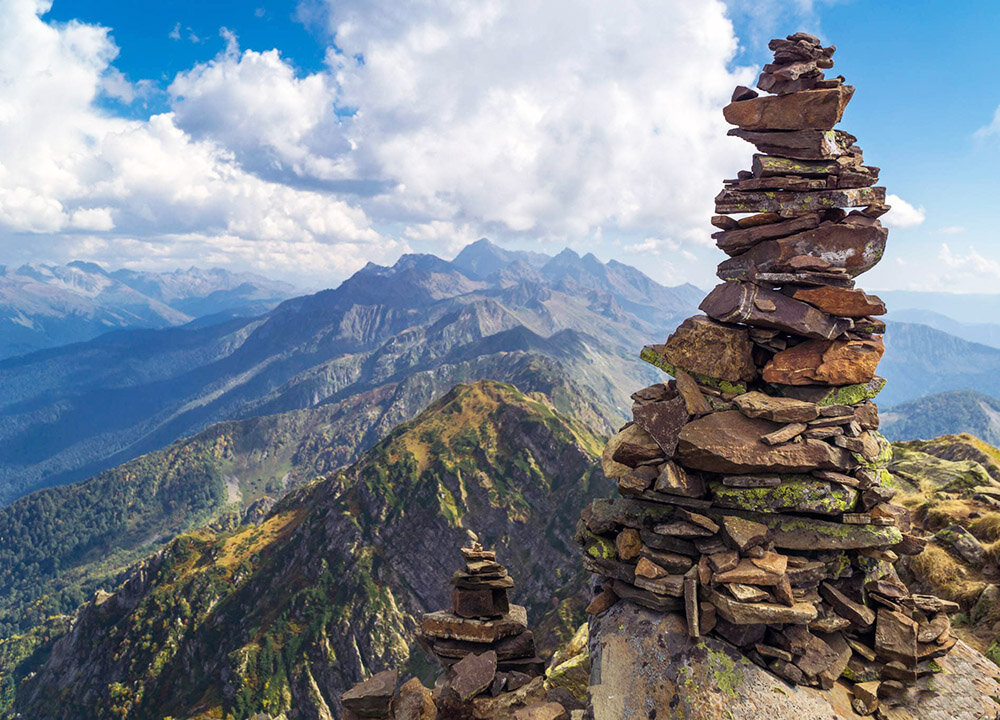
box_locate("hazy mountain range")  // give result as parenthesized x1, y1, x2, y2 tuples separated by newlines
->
(0, 239, 702, 504)
(0, 262, 297, 359)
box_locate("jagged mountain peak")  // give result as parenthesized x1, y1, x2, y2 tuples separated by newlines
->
(451, 237, 550, 279)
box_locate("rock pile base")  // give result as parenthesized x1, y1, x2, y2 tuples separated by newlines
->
(577, 32, 958, 715)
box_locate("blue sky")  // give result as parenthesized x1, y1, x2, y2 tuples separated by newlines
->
(2, 0, 999, 294)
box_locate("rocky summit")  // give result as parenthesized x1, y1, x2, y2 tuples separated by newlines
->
(577, 32, 975, 717)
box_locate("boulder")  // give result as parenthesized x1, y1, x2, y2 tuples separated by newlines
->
(790, 286, 886, 317)
(512, 702, 569, 720)
(588, 602, 1000, 720)
(700, 282, 851, 341)
(762, 338, 884, 386)
(657, 315, 758, 383)
(676, 411, 857, 474)
(714, 186, 886, 215)
(717, 219, 888, 281)
(723, 86, 854, 130)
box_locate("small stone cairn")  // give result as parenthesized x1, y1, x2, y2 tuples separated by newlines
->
(417, 534, 545, 700)
(577, 32, 958, 712)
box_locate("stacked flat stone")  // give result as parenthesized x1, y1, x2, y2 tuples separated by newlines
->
(577, 33, 958, 711)
(417, 538, 544, 702)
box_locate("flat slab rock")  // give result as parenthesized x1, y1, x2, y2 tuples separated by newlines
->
(589, 601, 1000, 720)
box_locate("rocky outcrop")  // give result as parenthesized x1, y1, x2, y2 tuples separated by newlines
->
(577, 31, 973, 717)
(589, 602, 1000, 720)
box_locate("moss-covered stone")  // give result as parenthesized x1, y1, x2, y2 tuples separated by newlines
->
(710, 477, 858, 515)
(704, 507, 902, 550)
(772, 376, 886, 407)
(640, 346, 748, 395)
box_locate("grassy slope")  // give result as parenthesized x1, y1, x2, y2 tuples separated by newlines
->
(6, 380, 608, 720)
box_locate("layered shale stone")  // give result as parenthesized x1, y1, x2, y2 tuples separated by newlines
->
(657, 315, 757, 383)
(728, 128, 859, 160)
(421, 607, 528, 643)
(717, 218, 888, 281)
(791, 286, 887, 317)
(700, 281, 852, 341)
(711, 477, 858, 515)
(708, 509, 903, 550)
(733, 390, 820, 422)
(763, 338, 885, 386)
(773, 375, 886, 406)
(676, 411, 857, 474)
(723, 85, 854, 130)
(710, 590, 818, 625)
(714, 186, 886, 215)
(714, 212, 822, 256)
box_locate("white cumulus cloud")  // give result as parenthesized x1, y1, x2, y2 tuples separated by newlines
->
(883, 194, 926, 229)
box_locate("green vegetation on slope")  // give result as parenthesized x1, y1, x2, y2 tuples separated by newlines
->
(6, 380, 609, 720)
(0, 352, 610, 640)
(882, 389, 1000, 445)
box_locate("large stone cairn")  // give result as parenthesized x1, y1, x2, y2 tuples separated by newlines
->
(576, 32, 959, 710)
(416, 535, 545, 702)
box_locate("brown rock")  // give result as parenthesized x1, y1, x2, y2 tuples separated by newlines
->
(617, 465, 657, 496)
(717, 218, 888, 280)
(658, 315, 757, 383)
(631, 396, 688, 457)
(750, 551, 788, 575)
(723, 86, 854, 130)
(635, 557, 668, 579)
(726, 583, 771, 602)
(852, 681, 880, 715)
(615, 528, 643, 561)
(449, 651, 498, 701)
(586, 588, 618, 615)
(728, 127, 858, 159)
(714, 186, 886, 215)
(719, 515, 769, 552)
(791, 286, 886, 317)
(710, 590, 818, 624)
(653, 461, 705, 497)
(396, 678, 436, 720)
(452, 587, 510, 619)
(819, 582, 875, 628)
(608, 423, 664, 467)
(761, 422, 807, 445)
(875, 609, 918, 665)
(673, 369, 713, 416)
(639, 547, 693, 573)
(763, 338, 884, 386)
(854, 401, 879, 429)
(709, 551, 740, 573)
(733, 391, 820, 422)
(342, 669, 398, 718)
(700, 281, 852, 341)
(714, 212, 822, 256)
(713, 559, 782, 586)
(684, 568, 700, 637)
(421, 607, 528, 643)
(676, 411, 857, 474)
(794, 632, 841, 678)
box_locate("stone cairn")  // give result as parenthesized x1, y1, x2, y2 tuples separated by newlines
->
(415, 535, 545, 702)
(576, 33, 958, 712)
